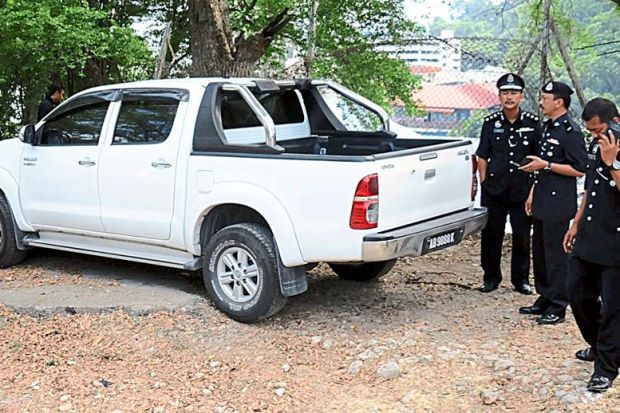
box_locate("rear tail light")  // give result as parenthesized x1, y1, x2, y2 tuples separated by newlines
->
(471, 155, 479, 201)
(350, 174, 379, 229)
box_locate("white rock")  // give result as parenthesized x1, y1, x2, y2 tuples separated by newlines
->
(282, 363, 291, 373)
(59, 395, 70, 402)
(274, 388, 286, 397)
(152, 407, 165, 413)
(58, 404, 72, 412)
(209, 361, 221, 368)
(322, 339, 334, 350)
(480, 390, 499, 405)
(311, 336, 322, 345)
(348, 360, 364, 376)
(358, 350, 377, 360)
(494, 359, 515, 372)
(376, 360, 401, 380)
(202, 388, 212, 396)
(559, 393, 579, 405)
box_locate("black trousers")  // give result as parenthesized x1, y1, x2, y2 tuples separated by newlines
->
(567, 255, 620, 381)
(532, 218, 569, 316)
(480, 193, 531, 286)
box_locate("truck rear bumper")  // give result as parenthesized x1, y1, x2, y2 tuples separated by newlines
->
(362, 208, 488, 262)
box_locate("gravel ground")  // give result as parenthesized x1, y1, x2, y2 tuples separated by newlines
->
(0, 236, 619, 413)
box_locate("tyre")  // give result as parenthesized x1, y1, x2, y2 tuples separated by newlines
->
(0, 195, 27, 268)
(202, 223, 287, 323)
(329, 259, 397, 282)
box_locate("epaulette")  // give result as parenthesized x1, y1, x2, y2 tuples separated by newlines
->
(521, 111, 539, 122)
(562, 118, 579, 133)
(483, 111, 501, 122)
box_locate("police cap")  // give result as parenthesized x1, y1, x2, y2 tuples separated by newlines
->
(541, 81, 574, 98)
(496, 73, 524, 91)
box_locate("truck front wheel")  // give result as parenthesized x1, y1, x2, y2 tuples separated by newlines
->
(0, 195, 27, 268)
(202, 223, 287, 323)
(329, 259, 397, 282)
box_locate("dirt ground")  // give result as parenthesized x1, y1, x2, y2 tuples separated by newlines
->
(0, 236, 619, 413)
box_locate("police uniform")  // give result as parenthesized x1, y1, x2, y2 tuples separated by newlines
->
(567, 139, 620, 389)
(528, 82, 587, 323)
(476, 73, 539, 292)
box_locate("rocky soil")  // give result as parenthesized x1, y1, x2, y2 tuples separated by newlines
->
(1, 236, 619, 412)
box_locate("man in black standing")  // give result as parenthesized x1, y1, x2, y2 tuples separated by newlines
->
(476, 73, 539, 294)
(519, 81, 587, 325)
(37, 83, 64, 122)
(563, 97, 620, 393)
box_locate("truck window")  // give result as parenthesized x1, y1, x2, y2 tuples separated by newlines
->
(113, 98, 179, 145)
(221, 89, 305, 130)
(316, 86, 383, 132)
(40, 102, 109, 146)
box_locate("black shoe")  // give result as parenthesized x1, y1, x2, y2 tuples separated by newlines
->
(479, 281, 499, 293)
(519, 304, 545, 315)
(575, 347, 596, 362)
(587, 375, 612, 393)
(514, 283, 533, 295)
(536, 314, 565, 325)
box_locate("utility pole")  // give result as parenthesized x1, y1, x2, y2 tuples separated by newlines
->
(304, 0, 320, 77)
(155, 22, 173, 80)
(540, 0, 552, 89)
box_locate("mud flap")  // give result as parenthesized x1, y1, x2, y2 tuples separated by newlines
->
(275, 242, 308, 297)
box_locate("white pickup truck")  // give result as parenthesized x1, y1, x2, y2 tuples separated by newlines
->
(0, 78, 487, 322)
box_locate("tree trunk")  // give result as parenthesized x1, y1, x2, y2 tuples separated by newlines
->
(188, 0, 292, 77)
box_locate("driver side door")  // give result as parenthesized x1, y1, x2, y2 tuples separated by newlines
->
(19, 96, 114, 233)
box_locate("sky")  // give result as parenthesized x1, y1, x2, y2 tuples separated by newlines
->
(404, 0, 454, 28)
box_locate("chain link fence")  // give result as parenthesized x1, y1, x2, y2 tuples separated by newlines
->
(389, 35, 591, 139)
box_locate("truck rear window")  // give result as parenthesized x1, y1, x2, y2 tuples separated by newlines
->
(221, 90, 304, 129)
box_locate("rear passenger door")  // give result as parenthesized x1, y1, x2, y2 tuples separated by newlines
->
(98, 89, 188, 240)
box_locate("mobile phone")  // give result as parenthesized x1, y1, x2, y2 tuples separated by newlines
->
(608, 120, 620, 139)
(519, 156, 534, 167)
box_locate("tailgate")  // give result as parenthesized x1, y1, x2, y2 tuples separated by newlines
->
(376, 142, 474, 230)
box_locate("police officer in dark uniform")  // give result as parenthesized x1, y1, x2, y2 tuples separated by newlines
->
(476, 73, 539, 294)
(563, 97, 620, 393)
(519, 81, 587, 325)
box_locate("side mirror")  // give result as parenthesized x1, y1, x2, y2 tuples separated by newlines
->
(18, 125, 36, 144)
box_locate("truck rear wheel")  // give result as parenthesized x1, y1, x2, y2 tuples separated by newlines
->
(329, 259, 397, 282)
(202, 223, 287, 323)
(0, 195, 27, 268)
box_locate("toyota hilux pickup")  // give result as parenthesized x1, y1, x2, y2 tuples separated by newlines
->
(0, 78, 487, 322)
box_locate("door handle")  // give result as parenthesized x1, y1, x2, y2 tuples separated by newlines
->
(151, 159, 172, 169)
(78, 158, 96, 167)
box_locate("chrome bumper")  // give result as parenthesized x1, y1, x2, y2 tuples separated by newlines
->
(362, 208, 488, 262)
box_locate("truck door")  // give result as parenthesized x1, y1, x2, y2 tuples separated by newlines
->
(19, 94, 115, 232)
(98, 89, 187, 240)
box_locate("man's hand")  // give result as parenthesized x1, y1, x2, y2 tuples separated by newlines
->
(525, 189, 533, 216)
(563, 223, 578, 253)
(519, 156, 547, 173)
(598, 129, 620, 167)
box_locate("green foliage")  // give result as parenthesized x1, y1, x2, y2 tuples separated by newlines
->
(0, 0, 153, 139)
(297, 0, 423, 115)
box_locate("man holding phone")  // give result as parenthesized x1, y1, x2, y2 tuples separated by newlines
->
(563, 98, 620, 393)
(475, 73, 539, 294)
(519, 81, 587, 325)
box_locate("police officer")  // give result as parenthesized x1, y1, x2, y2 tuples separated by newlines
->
(519, 81, 587, 325)
(563, 98, 620, 393)
(476, 73, 539, 294)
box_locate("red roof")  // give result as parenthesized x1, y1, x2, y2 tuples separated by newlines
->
(410, 66, 442, 74)
(411, 82, 499, 111)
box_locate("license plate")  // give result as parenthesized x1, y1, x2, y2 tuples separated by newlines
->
(422, 228, 463, 254)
